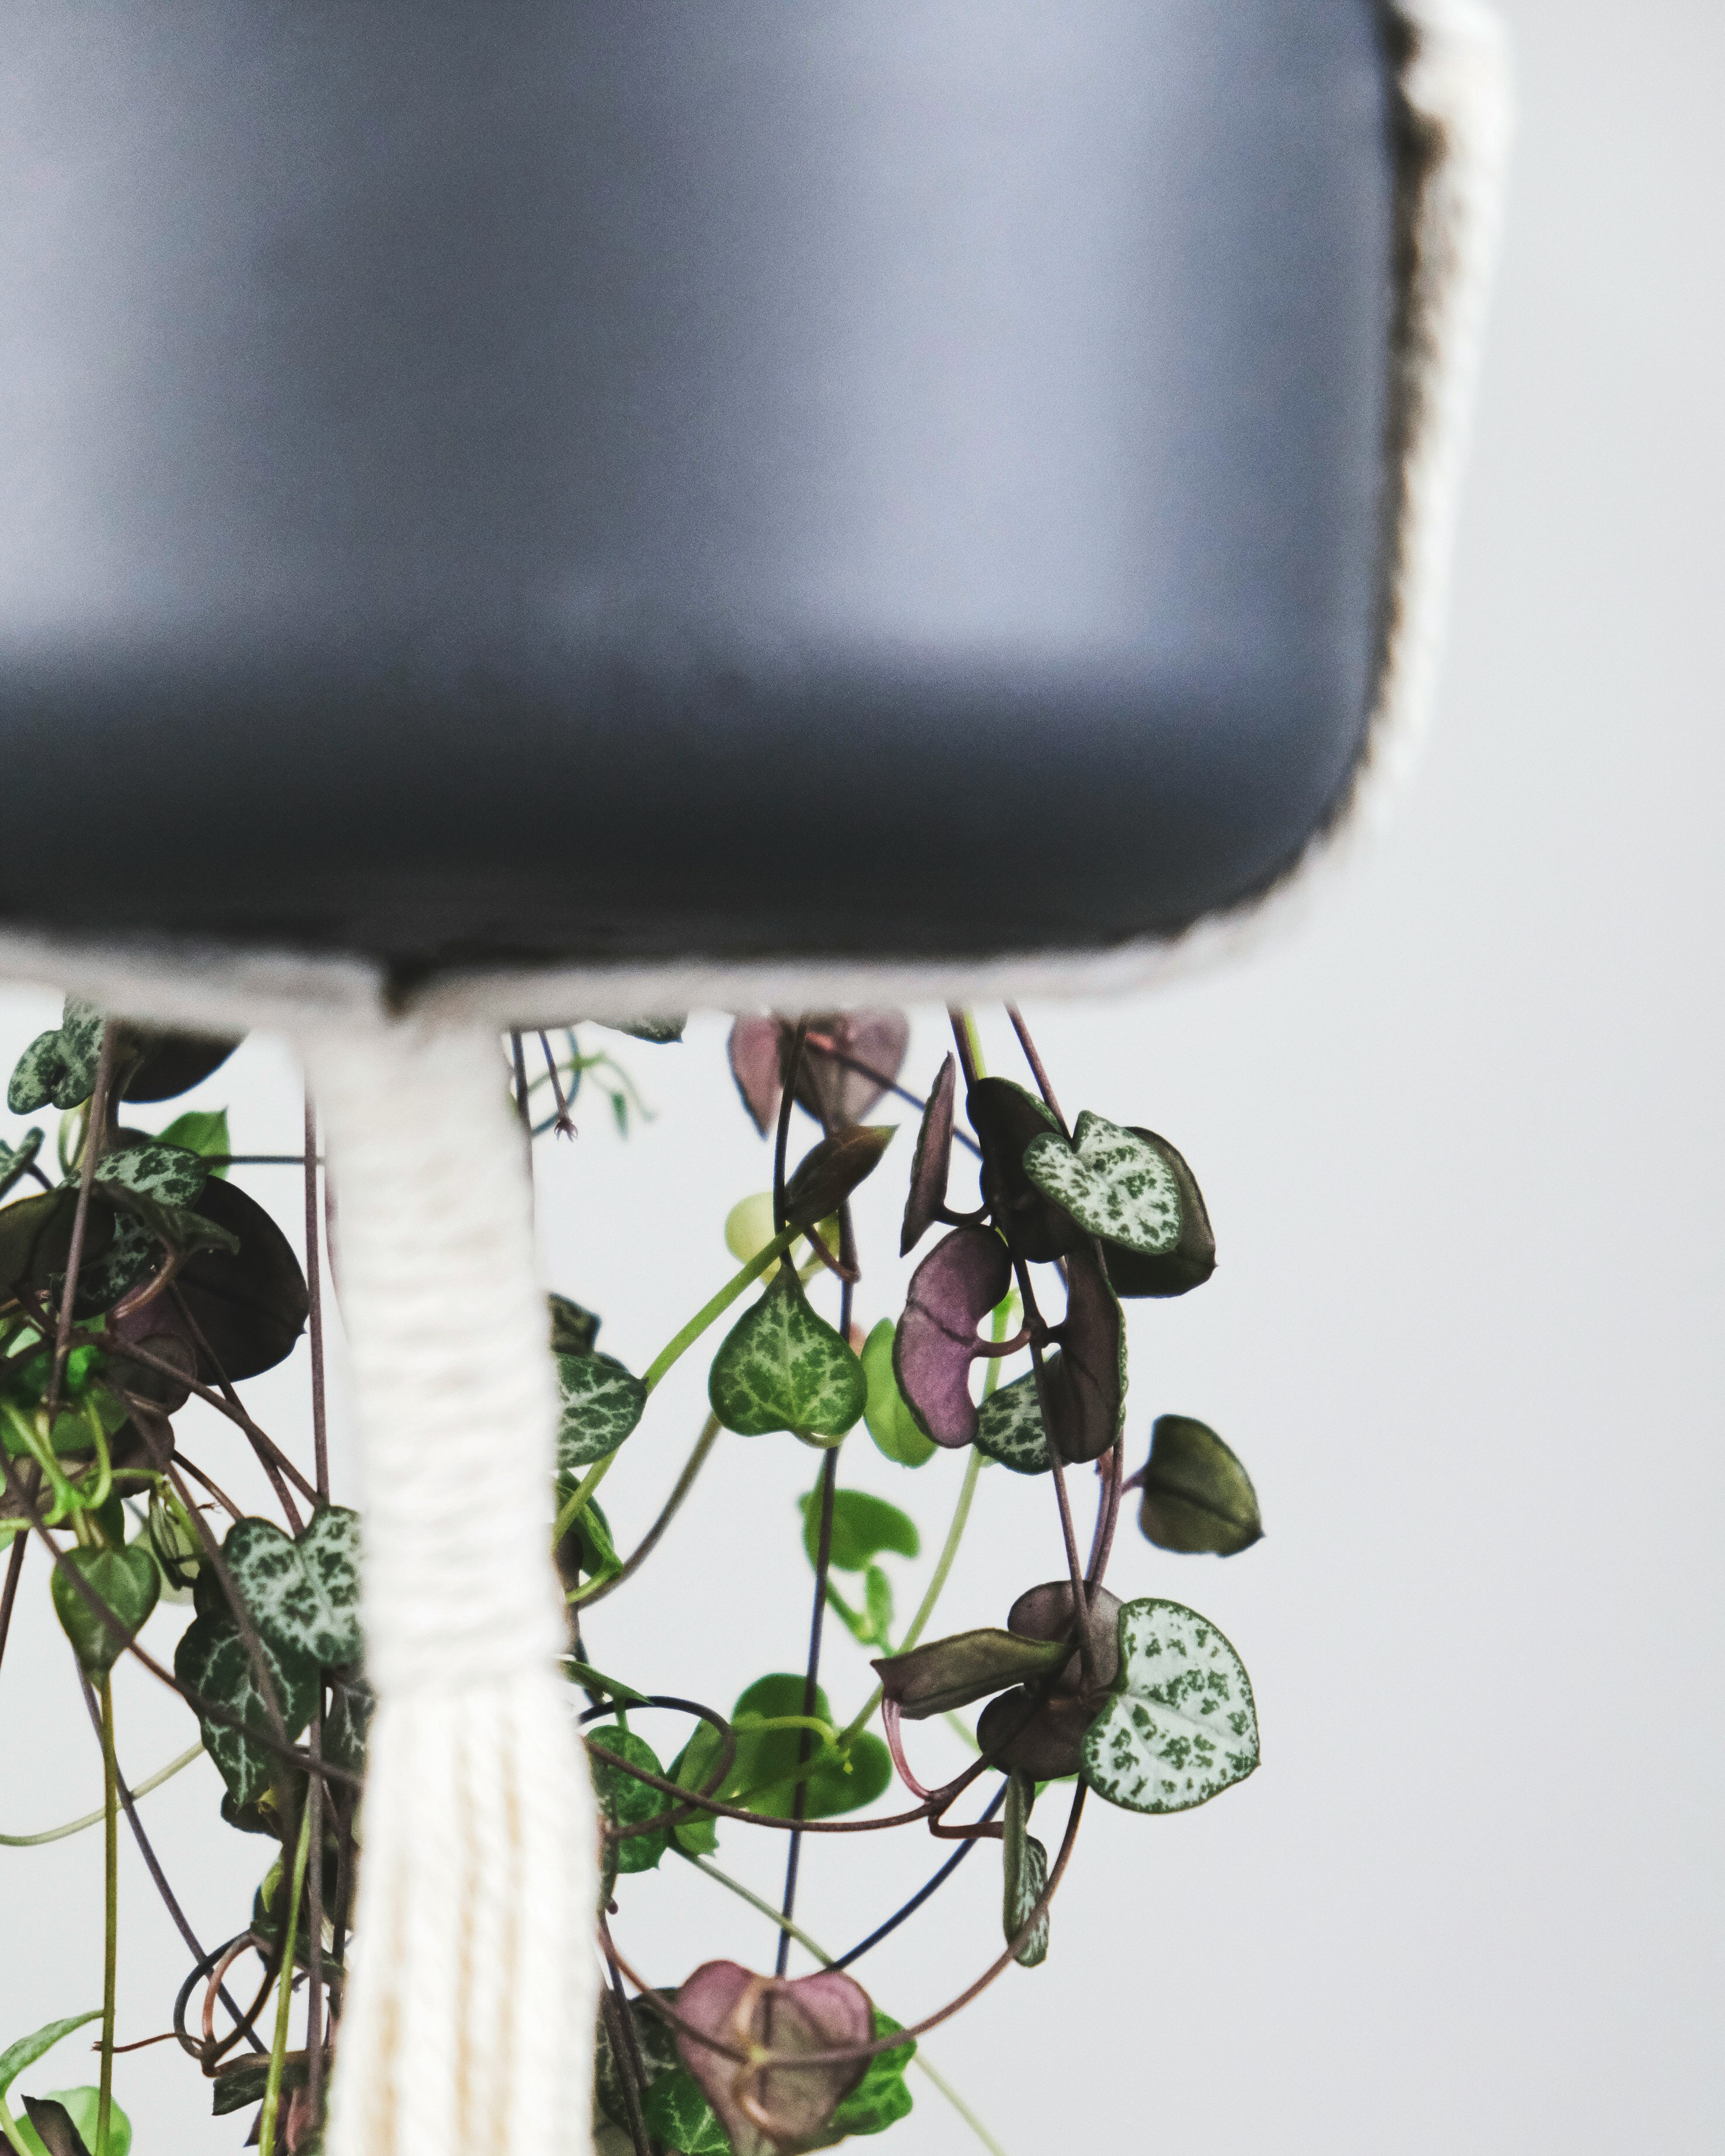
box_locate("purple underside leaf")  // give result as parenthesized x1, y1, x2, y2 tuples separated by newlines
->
(975, 1581, 1126, 1776)
(798, 1010, 911, 1127)
(728, 1016, 786, 1135)
(892, 1226, 1011, 1448)
(674, 1960, 874, 2154)
(899, 1051, 956, 1256)
(1042, 1242, 1126, 1463)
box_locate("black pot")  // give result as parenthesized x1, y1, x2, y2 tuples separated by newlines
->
(0, 1, 1412, 975)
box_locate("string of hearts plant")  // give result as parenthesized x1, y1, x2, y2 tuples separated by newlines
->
(0, 998, 1267, 2156)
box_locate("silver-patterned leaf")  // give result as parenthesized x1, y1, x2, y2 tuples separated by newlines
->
(220, 1509, 363, 1674)
(1002, 1769, 1049, 1966)
(6, 1000, 104, 1114)
(973, 1365, 1052, 1475)
(708, 1266, 866, 1441)
(96, 1140, 209, 1209)
(556, 1351, 648, 1474)
(296, 1505, 364, 1665)
(174, 1609, 316, 1809)
(1081, 1598, 1259, 1814)
(1022, 1111, 1182, 1256)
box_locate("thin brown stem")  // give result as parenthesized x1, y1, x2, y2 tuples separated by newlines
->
(1004, 1005, 1068, 1134)
(172, 1455, 246, 1524)
(772, 1020, 810, 1233)
(163, 1461, 289, 1746)
(167, 1286, 302, 1532)
(96, 1334, 317, 1506)
(538, 1031, 577, 1137)
(1086, 1439, 1126, 1593)
(570, 1413, 722, 1612)
(0, 1524, 28, 1681)
(947, 1007, 982, 1090)
(305, 1700, 326, 2128)
(303, 1095, 329, 1503)
(1010, 1257, 1092, 1680)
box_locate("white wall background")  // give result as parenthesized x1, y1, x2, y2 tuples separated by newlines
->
(2, 1, 1721, 2150)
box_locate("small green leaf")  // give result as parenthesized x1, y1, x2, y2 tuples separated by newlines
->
(0, 1129, 45, 1203)
(547, 1292, 600, 1356)
(1002, 1770, 1049, 1967)
(1080, 1598, 1259, 1814)
(860, 1319, 935, 1467)
(156, 1108, 231, 1176)
(589, 1725, 671, 1874)
(1133, 1415, 1263, 1555)
(50, 1545, 159, 1674)
(38, 2089, 131, 2156)
(0, 2014, 101, 2104)
(1022, 1111, 1183, 1256)
(174, 1607, 317, 1809)
(817, 2011, 916, 2141)
(708, 1268, 866, 1442)
(974, 1365, 1052, 1475)
(683, 1674, 891, 1838)
(797, 1488, 919, 1573)
(667, 1732, 721, 1856)
(872, 1628, 1070, 1721)
(555, 1351, 647, 1474)
(94, 1139, 207, 1210)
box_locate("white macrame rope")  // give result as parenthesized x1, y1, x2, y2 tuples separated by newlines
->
(304, 1021, 595, 2156)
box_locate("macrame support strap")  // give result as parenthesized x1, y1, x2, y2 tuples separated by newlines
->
(303, 1019, 596, 2156)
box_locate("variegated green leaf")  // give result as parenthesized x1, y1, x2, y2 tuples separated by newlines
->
(174, 1608, 317, 1808)
(220, 1509, 363, 1674)
(1022, 1111, 1182, 1256)
(0, 2014, 101, 2104)
(0, 1128, 44, 1202)
(6, 1001, 104, 1115)
(1081, 1598, 1259, 1814)
(973, 1365, 1052, 1475)
(1002, 1771, 1049, 1967)
(708, 1267, 865, 1441)
(96, 1139, 208, 1209)
(555, 1351, 647, 1474)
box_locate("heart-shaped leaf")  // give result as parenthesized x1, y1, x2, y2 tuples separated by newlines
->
(974, 1365, 1052, 1475)
(173, 1176, 309, 1380)
(94, 1139, 208, 1210)
(175, 1606, 317, 1808)
(1080, 1598, 1260, 1814)
(892, 1228, 1012, 1448)
(0, 1189, 114, 1297)
(1100, 1129, 1216, 1297)
(219, 1510, 363, 1673)
(783, 1125, 895, 1230)
(798, 1489, 918, 1573)
(967, 1078, 1079, 1261)
(797, 1012, 910, 1129)
(671, 1675, 890, 1843)
(1039, 1244, 1126, 1464)
(900, 1053, 956, 1256)
(555, 1351, 647, 1473)
(0, 1128, 45, 1203)
(860, 1321, 935, 1467)
(1130, 1415, 1263, 1555)
(7, 1001, 104, 1114)
(872, 1628, 1069, 1721)
(728, 1017, 786, 1135)
(974, 1582, 1124, 1776)
(1002, 1770, 1049, 1968)
(708, 1268, 865, 1442)
(1023, 1110, 1183, 1257)
(674, 1961, 874, 2155)
(50, 1544, 160, 1674)
(589, 1725, 672, 1874)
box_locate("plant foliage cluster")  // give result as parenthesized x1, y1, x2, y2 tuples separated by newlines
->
(0, 1001, 1264, 2156)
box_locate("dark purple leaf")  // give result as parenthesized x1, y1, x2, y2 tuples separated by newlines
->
(1042, 1244, 1126, 1463)
(892, 1227, 1011, 1448)
(967, 1077, 1082, 1261)
(1101, 1129, 1218, 1297)
(799, 1011, 909, 1128)
(728, 1016, 786, 1135)
(871, 1626, 1069, 1720)
(121, 1028, 241, 1103)
(1007, 1580, 1123, 1693)
(976, 1581, 1126, 1776)
(173, 1177, 309, 1381)
(899, 1052, 956, 1256)
(21, 2099, 92, 2156)
(782, 1124, 896, 1230)
(675, 1960, 873, 2152)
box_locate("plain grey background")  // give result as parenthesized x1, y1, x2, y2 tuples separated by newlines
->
(1, 0, 1720, 2149)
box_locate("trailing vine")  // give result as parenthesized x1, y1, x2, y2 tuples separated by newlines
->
(0, 999, 1265, 2156)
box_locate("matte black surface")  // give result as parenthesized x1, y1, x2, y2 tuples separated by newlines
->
(0, 1, 1396, 970)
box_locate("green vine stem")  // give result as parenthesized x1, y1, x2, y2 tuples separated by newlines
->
(258, 1793, 315, 2156)
(96, 1673, 119, 2156)
(0, 1742, 203, 1847)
